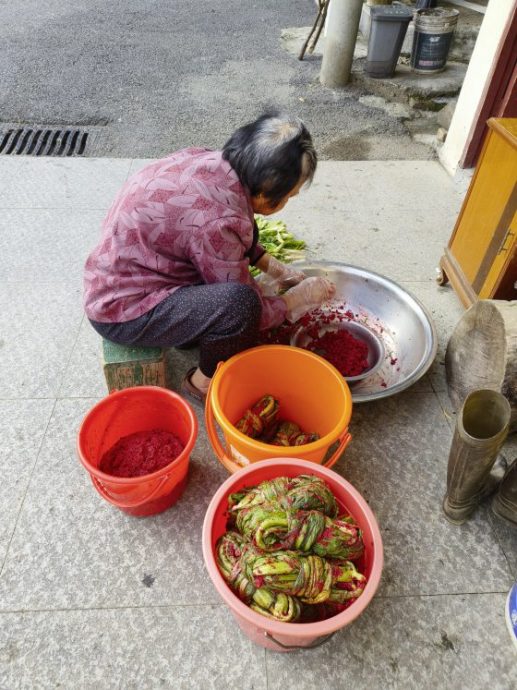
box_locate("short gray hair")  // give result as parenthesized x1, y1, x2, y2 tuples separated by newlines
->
(222, 110, 317, 206)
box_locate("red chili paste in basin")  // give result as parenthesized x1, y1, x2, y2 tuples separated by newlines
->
(308, 329, 369, 377)
(99, 429, 184, 478)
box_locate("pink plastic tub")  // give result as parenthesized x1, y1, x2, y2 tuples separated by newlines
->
(202, 458, 383, 652)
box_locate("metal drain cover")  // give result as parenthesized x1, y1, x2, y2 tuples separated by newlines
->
(0, 124, 106, 156)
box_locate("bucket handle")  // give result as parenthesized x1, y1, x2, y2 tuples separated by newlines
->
(264, 630, 336, 650)
(205, 366, 353, 470)
(323, 431, 352, 469)
(91, 474, 169, 509)
(205, 366, 231, 466)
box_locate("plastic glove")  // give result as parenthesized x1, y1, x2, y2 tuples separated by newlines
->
(266, 256, 306, 290)
(282, 277, 336, 323)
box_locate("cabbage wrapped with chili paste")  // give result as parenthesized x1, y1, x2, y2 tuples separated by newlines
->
(235, 395, 279, 439)
(234, 396, 319, 446)
(236, 505, 364, 561)
(216, 531, 302, 622)
(245, 551, 367, 605)
(228, 474, 339, 517)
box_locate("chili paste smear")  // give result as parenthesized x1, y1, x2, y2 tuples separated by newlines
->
(99, 429, 184, 478)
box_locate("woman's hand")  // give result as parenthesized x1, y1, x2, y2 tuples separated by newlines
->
(282, 276, 336, 323)
(259, 254, 306, 290)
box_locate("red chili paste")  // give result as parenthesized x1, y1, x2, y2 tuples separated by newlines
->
(257, 306, 361, 347)
(258, 305, 397, 379)
(99, 429, 184, 478)
(308, 329, 369, 377)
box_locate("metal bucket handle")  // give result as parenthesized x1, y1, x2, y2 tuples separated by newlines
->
(91, 474, 169, 509)
(264, 630, 336, 650)
(205, 363, 352, 470)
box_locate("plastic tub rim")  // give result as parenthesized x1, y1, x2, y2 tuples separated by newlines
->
(77, 385, 198, 485)
(202, 457, 384, 638)
(209, 345, 353, 454)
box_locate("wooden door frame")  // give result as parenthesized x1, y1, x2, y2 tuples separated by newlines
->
(461, 2, 517, 168)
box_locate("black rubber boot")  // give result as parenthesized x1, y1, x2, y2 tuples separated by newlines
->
(492, 458, 517, 528)
(443, 389, 511, 525)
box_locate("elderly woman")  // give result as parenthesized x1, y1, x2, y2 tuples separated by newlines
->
(84, 111, 335, 402)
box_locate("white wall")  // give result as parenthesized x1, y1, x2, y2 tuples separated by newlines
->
(440, 0, 515, 176)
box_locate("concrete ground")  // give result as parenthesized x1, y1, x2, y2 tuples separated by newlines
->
(0, 0, 433, 160)
(0, 157, 516, 688)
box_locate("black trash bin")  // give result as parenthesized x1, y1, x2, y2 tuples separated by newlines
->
(365, 5, 414, 79)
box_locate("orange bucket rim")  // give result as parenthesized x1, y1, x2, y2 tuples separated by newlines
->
(210, 344, 352, 452)
(76, 386, 198, 485)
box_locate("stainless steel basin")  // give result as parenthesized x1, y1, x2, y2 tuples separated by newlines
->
(291, 319, 386, 383)
(293, 261, 437, 402)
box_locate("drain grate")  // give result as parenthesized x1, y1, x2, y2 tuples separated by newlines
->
(0, 125, 102, 156)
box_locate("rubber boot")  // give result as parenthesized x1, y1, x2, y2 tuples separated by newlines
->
(443, 389, 511, 525)
(492, 458, 517, 528)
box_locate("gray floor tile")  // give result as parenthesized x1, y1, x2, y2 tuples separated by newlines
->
(339, 160, 465, 213)
(59, 319, 108, 398)
(0, 605, 266, 690)
(278, 204, 458, 284)
(127, 158, 155, 176)
(0, 282, 83, 398)
(400, 281, 465, 392)
(274, 161, 463, 289)
(489, 511, 517, 579)
(0, 398, 229, 611)
(334, 391, 512, 596)
(0, 399, 54, 568)
(279, 213, 446, 284)
(433, 388, 457, 429)
(265, 593, 517, 690)
(0, 208, 104, 283)
(0, 158, 131, 210)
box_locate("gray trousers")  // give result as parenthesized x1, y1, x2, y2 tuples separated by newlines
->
(89, 283, 261, 377)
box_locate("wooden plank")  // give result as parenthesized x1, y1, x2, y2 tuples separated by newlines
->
(439, 248, 477, 307)
(488, 117, 517, 148)
(104, 360, 166, 392)
(450, 128, 516, 284)
(101, 340, 167, 392)
(446, 0, 486, 14)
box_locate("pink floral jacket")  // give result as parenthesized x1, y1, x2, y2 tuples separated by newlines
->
(83, 148, 287, 329)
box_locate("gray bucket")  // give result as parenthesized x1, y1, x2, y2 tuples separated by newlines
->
(365, 5, 414, 78)
(411, 8, 459, 74)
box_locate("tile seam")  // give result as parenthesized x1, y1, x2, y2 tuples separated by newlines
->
(55, 313, 86, 399)
(0, 591, 509, 616)
(0, 603, 226, 615)
(0, 398, 57, 578)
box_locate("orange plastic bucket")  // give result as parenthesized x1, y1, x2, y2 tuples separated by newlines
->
(77, 386, 198, 517)
(205, 345, 352, 473)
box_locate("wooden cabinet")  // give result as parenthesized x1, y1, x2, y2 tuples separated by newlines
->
(439, 118, 517, 306)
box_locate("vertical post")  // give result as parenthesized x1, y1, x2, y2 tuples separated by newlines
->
(320, 0, 364, 87)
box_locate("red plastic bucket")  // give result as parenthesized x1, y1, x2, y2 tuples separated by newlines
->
(77, 386, 198, 517)
(202, 458, 383, 651)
